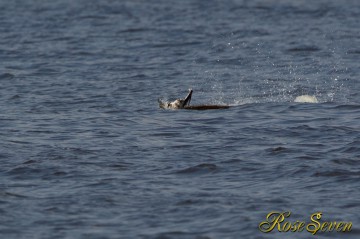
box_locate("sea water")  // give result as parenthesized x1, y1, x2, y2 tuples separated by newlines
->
(0, 0, 359, 238)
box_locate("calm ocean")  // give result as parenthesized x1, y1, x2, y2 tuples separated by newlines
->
(0, 0, 359, 238)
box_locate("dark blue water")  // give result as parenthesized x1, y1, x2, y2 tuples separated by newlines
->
(1, 0, 359, 238)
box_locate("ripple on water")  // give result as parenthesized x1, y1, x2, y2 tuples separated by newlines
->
(1, 0, 360, 238)
(0, 73, 15, 80)
(176, 164, 218, 175)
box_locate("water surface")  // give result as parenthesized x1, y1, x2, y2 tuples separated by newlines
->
(0, 0, 359, 238)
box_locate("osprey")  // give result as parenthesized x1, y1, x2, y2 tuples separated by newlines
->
(158, 89, 230, 110)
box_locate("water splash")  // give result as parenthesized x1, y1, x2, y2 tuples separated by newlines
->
(191, 31, 352, 105)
